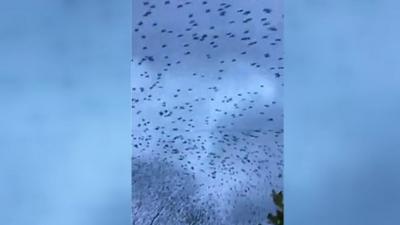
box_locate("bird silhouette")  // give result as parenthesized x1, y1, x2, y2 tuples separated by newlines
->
(132, 0, 283, 224)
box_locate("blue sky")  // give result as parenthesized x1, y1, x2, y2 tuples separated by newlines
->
(1, 0, 400, 225)
(285, 1, 400, 224)
(0, 1, 131, 225)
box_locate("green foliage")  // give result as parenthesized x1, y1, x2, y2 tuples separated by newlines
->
(267, 190, 283, 225)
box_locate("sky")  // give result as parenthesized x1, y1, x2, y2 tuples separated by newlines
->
(1, 0, 400, 225)
(0, 1, 131, 225)
(132, 0, 283, 224)
(285, 1, 400, 224)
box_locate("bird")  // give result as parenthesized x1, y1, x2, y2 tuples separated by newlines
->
(132, 0, 283, 224)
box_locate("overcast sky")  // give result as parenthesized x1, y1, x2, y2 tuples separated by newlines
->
(132, 0, 283, 224)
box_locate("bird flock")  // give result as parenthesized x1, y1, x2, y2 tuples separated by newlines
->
(132, 0, 283, 224)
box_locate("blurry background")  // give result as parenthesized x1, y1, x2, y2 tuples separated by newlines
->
(0, 1, 131, 225)
(1, 1, 400, 225)
(285, 0, 400, 225)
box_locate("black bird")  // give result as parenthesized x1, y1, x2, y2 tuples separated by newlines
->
(132, 1, 283, 224)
